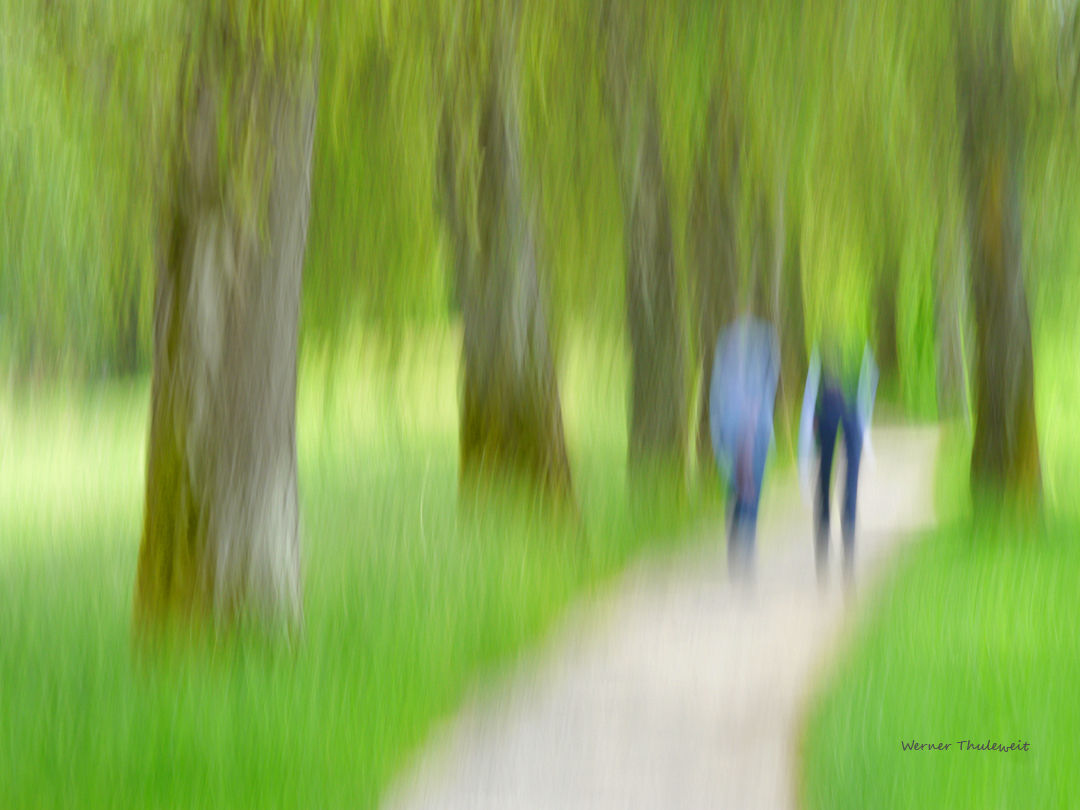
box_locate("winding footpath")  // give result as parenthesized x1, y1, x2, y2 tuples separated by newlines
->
(383, 427, 940, 810)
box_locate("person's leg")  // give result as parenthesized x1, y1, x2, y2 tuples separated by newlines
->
(735, 468, 762, 581)
(728, 502, 753, 583)
(840, 398, 863, 587)
(740, 415, 769, 570)
(728, 424, 763, 583)
(727, 480, 746, 580)
(815, 386, 842, 584)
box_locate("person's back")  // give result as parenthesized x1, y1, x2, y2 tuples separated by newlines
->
(819, 330, 863, 403)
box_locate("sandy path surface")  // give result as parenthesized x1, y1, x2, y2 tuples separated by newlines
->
(383, 426, 940, 810)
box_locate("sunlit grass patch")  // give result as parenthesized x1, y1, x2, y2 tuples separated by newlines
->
(0, 377, 148, 558)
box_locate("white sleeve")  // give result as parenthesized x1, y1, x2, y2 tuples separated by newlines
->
(858, 343, 879, 430)
(798, 346, 821, 471)
(768, 329, 781, 445)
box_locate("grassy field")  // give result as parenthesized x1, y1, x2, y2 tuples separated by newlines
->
(798, 328, 1080, 809)
(0, 327, 722, 809)
(799, 514, 1080, 808)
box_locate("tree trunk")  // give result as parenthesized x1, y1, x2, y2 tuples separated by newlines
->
(134, 36, 317, 631)
(780, 230, 806, 419)
(116, 272, 141, 377)
(689, 87, 739, 475)
(603, 30, 687, 473)
(749, 193, 773, 319)
(452, 14, 575, 509)
(967, 145, 1040, 501)
(437, 104, 466, 317)
(770, 176, 804, 453)
(956, 2, 1041, 506)
(876, 259, 899, 381)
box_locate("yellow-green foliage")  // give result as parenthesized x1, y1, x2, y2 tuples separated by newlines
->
(800, 186, 873, 354)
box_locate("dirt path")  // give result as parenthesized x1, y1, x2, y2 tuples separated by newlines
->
(382, 426, 940, 810)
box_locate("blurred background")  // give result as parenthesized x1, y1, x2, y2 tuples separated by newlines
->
(1, 0, 1078, 806)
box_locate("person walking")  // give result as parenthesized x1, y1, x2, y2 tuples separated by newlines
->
(798, 332, 878, 590)
(709, 316, 780, 583)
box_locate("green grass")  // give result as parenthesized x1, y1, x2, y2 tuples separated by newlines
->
(799, 329, 1080, 809)
(799, 517, 1080, 809)
(0, 327, 720, 809)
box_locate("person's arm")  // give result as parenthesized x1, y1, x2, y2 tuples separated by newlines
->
(858, 343, 879, 469)
(766, 328, 781, 449)
(798, 345, 821, 504)
(858, 343, 879, 427)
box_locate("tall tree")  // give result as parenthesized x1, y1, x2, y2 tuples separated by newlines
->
(771, 176, 807, 451)
(875, 257, 900, 382)
(688, 83, 740, 475)
(438, 0, 576, 509)
(134, 7, 318, 631)
(600, 1, 687, 474)
(955, 0, 1041, 505)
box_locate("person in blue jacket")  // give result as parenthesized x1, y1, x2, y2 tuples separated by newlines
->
(709, 316, 780, 582)
(798, 333, 878, 590)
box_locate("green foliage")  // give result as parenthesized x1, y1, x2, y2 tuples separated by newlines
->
(4, 0, 1080, 432)
(304, 36, 444, 344)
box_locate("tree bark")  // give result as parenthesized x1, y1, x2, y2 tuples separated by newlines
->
(780, 230, 806, 419)
(689, 87, 739, 475)
(876, 258, 899, 381)
(603, 26, 687, 473)
(770, 176, 805, 452)
(749, 193, 773, 320)
(116, 272, 141, 377)
(956, 2, 1041, 505)
(449, 11, 575, 509)
(437, 104, 466, 316)
(134, 33, 317, 631)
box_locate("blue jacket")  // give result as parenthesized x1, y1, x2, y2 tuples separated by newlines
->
(709, 317, 780, 488)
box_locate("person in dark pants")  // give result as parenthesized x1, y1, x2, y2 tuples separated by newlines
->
(814, 378, 863, 583)
(799, 337, 878, 590)
(710, 316, 780, 583)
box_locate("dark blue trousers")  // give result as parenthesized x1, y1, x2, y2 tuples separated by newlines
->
(727, 416, 770, 579)
(815, 381, 862, 578)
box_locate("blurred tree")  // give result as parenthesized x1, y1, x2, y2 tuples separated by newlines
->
(749, 191, 773, 319)
(955, 0, 1041, 506)
(688, 80, 740, 475)
(778, 219, 806, 425)
(770, 177, 807, 452)
(876, 256, 900, 382)
(600, 0, 688, 475)
(134, 2, 318, 631)
(437, 0, 576, 510)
